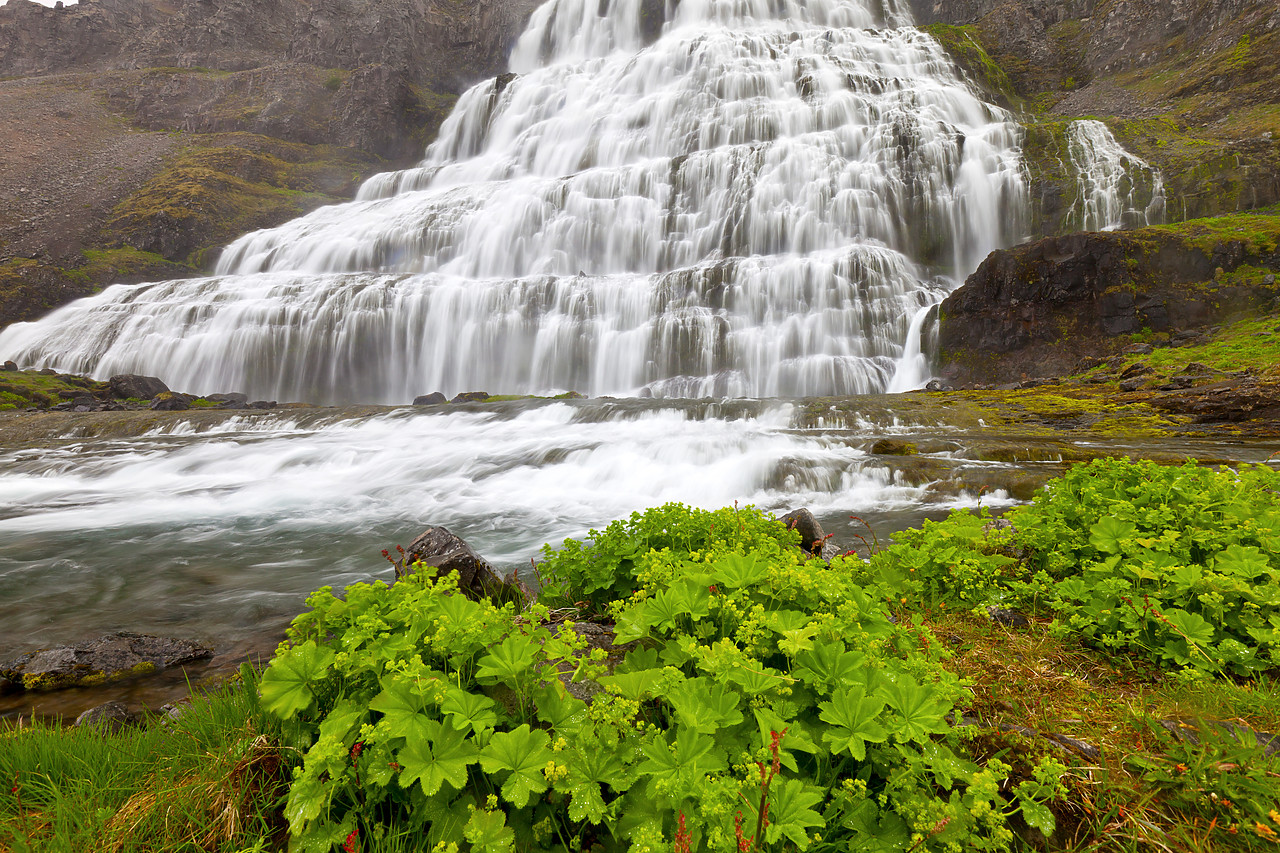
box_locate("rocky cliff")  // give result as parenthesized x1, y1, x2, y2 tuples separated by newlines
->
(0, 0, 540, 327)
(937, 213, 1280, 385)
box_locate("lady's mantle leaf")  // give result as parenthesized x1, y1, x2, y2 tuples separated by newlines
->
(397, 719, 479, 796)
(259, 641, 336, 718)
(478, 724, 555, 807)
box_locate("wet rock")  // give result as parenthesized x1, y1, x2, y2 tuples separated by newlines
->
(108, 373, 169, 400)
(413, 392, 447, 405)
(1119, 377, 1148, 392)
(148, 391, 193, 411)
(780, 508, 835, 558)
(1159, 718, 1280, 756)
(956, 716, 1101, 761)
(38, 368, 57, 375)
(2, 360, 16, 371)
(1122, 343, 1154, 355)
(870, 438, 918, 456)
(987, 606, 1031, 629)
(1119, 362, 1153, 379)
(74, 700, 135, 733)
(0, 632, 212, 691)
(924, 379, 953, 392)
(397, 526, 512, 602)
(245, 400, 277, 409)
(451, 391, 490, 403)
(206, 392, 249, 408)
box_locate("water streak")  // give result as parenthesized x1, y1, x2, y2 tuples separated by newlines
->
(1067, 119, 1165, 231)
(0, 0, 1026, 402)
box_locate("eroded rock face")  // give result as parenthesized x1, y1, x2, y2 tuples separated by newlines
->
(109, 373, 169, 400)
(937, 228, 1280, 385)
(0, 632, 212, 692)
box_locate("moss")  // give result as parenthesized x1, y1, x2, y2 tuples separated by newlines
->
(919, 24, 1018, 105)
(1146, 211, 1280, 255)
(106, 139, 379, 267)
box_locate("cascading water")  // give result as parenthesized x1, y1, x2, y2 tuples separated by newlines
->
(1066, 119, 1166, 232)
(0, 0, 1027, 403)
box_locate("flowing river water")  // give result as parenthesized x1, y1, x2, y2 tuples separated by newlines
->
(0, 0, 1187, 716)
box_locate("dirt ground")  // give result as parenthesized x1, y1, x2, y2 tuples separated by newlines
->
(0, 75, 176, 265)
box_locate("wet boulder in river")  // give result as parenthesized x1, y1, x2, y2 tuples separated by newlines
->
(109, 373, 169, 400)
(397, 526, 514, 603)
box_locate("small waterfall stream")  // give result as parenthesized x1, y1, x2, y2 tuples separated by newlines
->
(0, 0, 1027, 403)
(1066, 119, 1166, 231)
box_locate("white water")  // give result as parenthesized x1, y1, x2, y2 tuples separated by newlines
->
(1067, 119, 1165, 231)
(0, 0, 1026, 402)
(0, 402, 1012, 654)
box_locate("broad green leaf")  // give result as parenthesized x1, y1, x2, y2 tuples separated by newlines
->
(370, 675, 443, 743)
(441, 685, 500, 733)
(637, 726, 727, 783)
(534, 681, 588, 731)
(600, 668, 662, 700)
(564, 742, 633, 822)
(710, 552, 771, 588)
(464, 808, 515, 853)
(724, 664, 788, 695)
(763, 778, 824, 849)
(1162, 608, 1215, 646)
(883, 677, 951, 743)
(668, 678, 744, 734)
(1089, 517, 1136, 554)
(478, 724, 554, 808)
(1019, 797, 1056, 837)
(819, 685, 888, 759)
(795, 641, 865, 690)
(1214, 544, 1271, 579)
(397, 719, 479, 796)
(474, 632, 539, 684)
(259, 640, 335, 718)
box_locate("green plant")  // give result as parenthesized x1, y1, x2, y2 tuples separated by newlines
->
(259, 510, 1064, 852)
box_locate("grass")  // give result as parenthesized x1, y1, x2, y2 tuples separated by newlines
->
(0, 681, 286, 853)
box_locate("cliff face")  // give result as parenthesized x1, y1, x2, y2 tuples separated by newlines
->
(937, 216, 1280, 385)
(0, 0, 540, 328)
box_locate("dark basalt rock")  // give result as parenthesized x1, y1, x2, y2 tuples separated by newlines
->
(986, 606, 1031, 629)
(397, 526, 513, 602)
(74, 700, 136, 733)
(450, 391, 490, 403)
(1160, 718, 1280, 756)
(206, 392, 249, 408)
(0, 632, 212, 692)
(413, 392, 447, 405)
(780, 507, 840, 560)
(148, 391, 193, 411)
(109, 373, 169, 400)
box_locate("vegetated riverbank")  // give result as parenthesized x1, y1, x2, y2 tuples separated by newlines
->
(4, 459, 1280, 852)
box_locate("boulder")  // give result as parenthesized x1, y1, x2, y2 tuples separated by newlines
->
(413, 392, 447, 405)
(0, 632, 212, 691)
(74, 700, 135, 733)
(780, 508, 840, 559)
(397, 526, 511, 602)
(2, 360, 16, 371)
(206, 392, 249, 408)
(109, 373, 169, 400)
(451, 391, 490, 403)
(245, 400, 277, 409)
(149, 391, 193, 411)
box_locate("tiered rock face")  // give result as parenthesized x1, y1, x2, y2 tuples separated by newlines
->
(936, 224, 1280, 385)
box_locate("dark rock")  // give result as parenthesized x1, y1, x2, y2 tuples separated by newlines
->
(1159, 718, 1280, 757)
(397, 526, 511, 602)
(74, 700, 135, 733)
(0, 632, 212, 691)
(109, 373, 169, 400)
(781, 508, 832, 557)
(245, 400, 278, 409)
(924, 379, 952, 392)
(413, 392, 448, 405)
(870, 438, 918, 456)
(1119, 362, 1153, 379)
(1119, 377, 1147, 392)
(450, 391, 490, 403)
(987, 606, 1031, 629)
(148, 391, 192, 411)
(2, 360, 16, 371)
(206, 392, 249, 408)
(1122, 343, 1154, 355)
(955, 715, 1101, 761)
(38, 367, 57, 375)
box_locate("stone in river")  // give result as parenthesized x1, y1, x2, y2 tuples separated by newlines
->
(413, 392, 447, 405)
(0, 632, 212, 691)
(109, 373, 170, 400)
(397, 526, 512, 602)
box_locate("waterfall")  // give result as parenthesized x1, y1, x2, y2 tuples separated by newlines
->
(1066, 119, 1165, 232)
(0, 0, 1027, 404)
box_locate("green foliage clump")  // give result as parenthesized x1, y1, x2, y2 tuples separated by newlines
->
(536, 503, 800, 611)
(873, 458, 1280, 677)
(260, 504, 1061, 853)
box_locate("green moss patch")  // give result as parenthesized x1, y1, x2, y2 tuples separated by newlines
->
(919, 24, 1018, 105)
